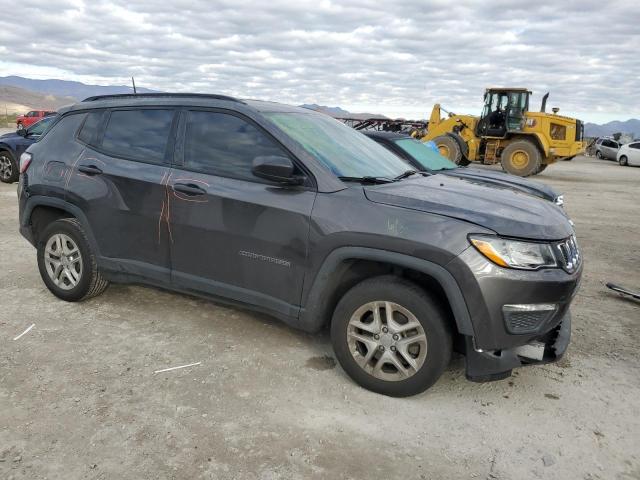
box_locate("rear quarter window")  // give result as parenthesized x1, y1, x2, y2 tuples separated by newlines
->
(77, 111, 104, 145)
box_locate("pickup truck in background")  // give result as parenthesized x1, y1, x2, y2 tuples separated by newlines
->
(16, 110, 56, 130)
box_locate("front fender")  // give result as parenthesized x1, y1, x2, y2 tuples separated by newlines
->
(298, 246, 474, 336)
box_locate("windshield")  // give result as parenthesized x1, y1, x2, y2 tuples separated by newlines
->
(394, 138, 457, 171)
(27, 115, 57, 136)
(265, 112, 410, 178)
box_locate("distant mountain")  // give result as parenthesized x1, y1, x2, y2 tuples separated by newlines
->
(584, 119, 640, 138)
(0, 85, 76, 115)
(300, 103, 388, 120)
(0, 76, 159, 101)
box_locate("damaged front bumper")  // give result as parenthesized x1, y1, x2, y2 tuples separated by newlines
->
(464, 310, 571, 382)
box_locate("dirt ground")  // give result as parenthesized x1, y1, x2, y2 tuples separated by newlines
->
(1, 154, 639, 480)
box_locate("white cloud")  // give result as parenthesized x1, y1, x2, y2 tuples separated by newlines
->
(0, 0, 638, 122)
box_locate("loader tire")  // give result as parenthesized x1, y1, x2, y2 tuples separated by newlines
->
(500, 140, 542, 177)
(433, 135, 469, 166)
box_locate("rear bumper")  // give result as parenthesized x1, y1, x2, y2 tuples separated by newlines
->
(464, 310, 571, 382)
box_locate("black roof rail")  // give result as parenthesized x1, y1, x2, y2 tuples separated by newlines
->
(82, 93, 243, 103)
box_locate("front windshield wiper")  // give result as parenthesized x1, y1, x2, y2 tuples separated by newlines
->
(338, 176, 394, 184)
(393, 170, 421, 181)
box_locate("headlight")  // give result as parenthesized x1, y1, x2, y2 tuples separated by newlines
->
(469, 235, 557, 270)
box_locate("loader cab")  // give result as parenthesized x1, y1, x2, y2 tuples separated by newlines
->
(476, 88, 530, 138)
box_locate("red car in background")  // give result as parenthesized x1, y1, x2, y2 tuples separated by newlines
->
(16, 110, 56, 130)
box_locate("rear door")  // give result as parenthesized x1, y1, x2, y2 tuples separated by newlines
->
(606, 140, 620, 159)
(168, 109, 316, 315)
(66, 108, 177, 282)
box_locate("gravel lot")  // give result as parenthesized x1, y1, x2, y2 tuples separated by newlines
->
(1, 155, 639, 480)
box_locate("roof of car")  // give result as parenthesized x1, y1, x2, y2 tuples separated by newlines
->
(363, 131, 412, 141)
(243, 100, 312, 114)
(59, 93, 316, 116)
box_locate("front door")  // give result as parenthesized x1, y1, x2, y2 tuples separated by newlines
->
(168, 109, 316, 316)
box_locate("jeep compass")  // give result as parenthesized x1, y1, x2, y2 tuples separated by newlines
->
(18, 93, 582, 397)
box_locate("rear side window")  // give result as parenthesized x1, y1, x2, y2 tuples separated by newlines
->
(77, 111, 103, 145)
(102, 109, 174, 163)
(630, 143, 640, 150)
(184, 111, 286, 180)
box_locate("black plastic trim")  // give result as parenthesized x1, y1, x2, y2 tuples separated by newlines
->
(299, 246, 474, 335)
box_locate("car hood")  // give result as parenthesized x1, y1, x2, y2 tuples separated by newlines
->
(0, 132, 19, 141)
(364, 175, 573, 240)
(438, 167, 559, 202)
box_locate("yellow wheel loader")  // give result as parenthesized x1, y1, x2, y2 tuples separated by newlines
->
(421, 88, 586, 176)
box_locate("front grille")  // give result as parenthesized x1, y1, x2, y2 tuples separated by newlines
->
(554, 235, 580, 273)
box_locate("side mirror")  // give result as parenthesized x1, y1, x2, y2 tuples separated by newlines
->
(252, 155, 303, 185)
(17, 127, 27, 137)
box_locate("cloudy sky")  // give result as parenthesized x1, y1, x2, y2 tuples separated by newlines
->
(0, 0, 638, 123)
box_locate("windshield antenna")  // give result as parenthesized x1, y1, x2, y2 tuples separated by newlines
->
(131, 77, 137, 94)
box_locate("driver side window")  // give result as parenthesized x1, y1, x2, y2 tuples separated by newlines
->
(184, 111, 289, 182)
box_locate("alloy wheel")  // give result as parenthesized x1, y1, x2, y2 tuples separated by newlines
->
(347, 301, 427, 381)
(0, 154, 12, 181)
(44, 233, 83, 290)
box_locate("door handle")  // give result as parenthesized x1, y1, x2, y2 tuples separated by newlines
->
(78, 165, 103, 175)
(173, 183, 207, 196)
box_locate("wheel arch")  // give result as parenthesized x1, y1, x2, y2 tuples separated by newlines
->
(0, 144, 15, 157)
(22, 196, 100, 255)
(298, 247, 474, 337)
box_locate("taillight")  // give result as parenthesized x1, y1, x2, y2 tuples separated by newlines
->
(19, 152, 32, 173)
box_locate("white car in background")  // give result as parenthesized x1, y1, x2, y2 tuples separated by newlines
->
(617, 142, 640, 166)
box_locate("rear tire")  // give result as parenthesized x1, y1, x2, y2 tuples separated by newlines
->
(500, 139, 542, 177)
(17, 122, 24, 130)
(37, 218, 109, 302)
(433, 135, 469, 166)
(0, 150, 18, 183)
(330, 275, 452, 397)
(619, 156, 628, 166)
(537, 164, 548, 174)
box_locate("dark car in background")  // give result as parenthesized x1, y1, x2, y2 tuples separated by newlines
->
(365, 131, 564, 206)
(18, 94, 581, 397)
(0, 114, 58, 183)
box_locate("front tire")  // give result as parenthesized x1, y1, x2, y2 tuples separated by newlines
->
(596, 151, 603, 159)
(0, 150, 18, 183)
(433, 135, 469, 166)
(619, 156, 628, 166)
(500, 139, 542, 177)
(331, 276, 452, 397)
(37, 218, 109, 302)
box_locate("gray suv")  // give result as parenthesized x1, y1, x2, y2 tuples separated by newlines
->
(18, 94, 582, 397)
